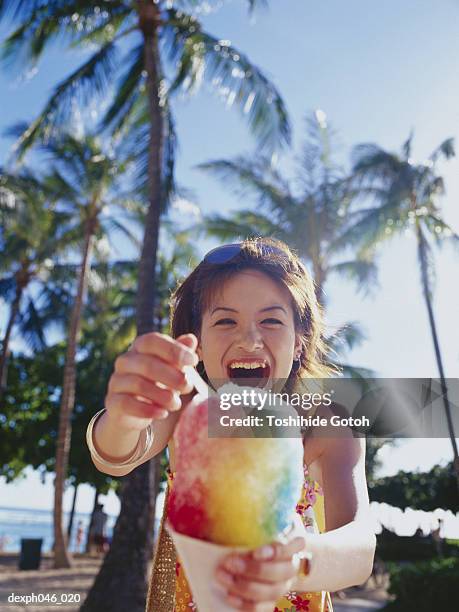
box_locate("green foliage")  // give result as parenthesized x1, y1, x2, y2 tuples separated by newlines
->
(0, 168, 80, 351)
(376, 531, 459, 562)
(1, 345, 63, 482)
(1, 229, 198, 487)
(384, 557, 459, 611)
(1, 342, 116, 494)
(365, 439, 393, 485)
(369, 462, 458, 512)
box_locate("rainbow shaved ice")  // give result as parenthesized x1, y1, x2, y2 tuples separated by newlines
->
(168, 383, 304, 547)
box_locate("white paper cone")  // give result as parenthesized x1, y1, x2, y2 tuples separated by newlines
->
(166, 521, 247, 611)
(166, 514, 305, 612)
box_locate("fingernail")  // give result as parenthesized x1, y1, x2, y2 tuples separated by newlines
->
(181, 350, 196, 365)
(254, 545, 274, 560)
(216, 569, 234, 586)
(225, 557, 245, 573)
(226, 595, 243, 608)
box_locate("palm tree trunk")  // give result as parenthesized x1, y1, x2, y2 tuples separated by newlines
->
(53, 218, 96, 568)
(137, 1, 163, 337)
(312, 262, 326, 309)
(309, 212, 326, 308)
(416, 225, 459, 488)
(0, 281, 24, 397)
(67, 483, 79, 541)
(82, 4, 164, 610)
(81, 463, 157, 611)
(85, 485, 100, 554)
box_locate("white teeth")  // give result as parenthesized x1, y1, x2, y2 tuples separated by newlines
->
(229, 361, 267, 370)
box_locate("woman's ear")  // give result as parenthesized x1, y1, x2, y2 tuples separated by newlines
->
(294, 335, 303, 359)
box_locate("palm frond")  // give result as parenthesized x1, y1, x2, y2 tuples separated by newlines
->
(351, 144, 403, 186)
(1, 1, 126, 66)
(329, 258, 379, 296)
(31, 283, 75, 331)
(42, 168, 79, 205)
(117, 85, 178, 213)
(101, 43, 144, 131)
(0, 1, 41, 20)
(246, 0, 269, 12)
(402, 130, 414, 161)
(202, 209, 282, 242)
(0, 275, 16, 301)
(423, 214, 459, 252)
(69, 8, 132, 48)
(327, 320, 367, 354)
(102, 216, 142, 255)
(16, 294, 47, 352)
(429, 137, 455, 164)
(163, 9, 291, 150)
(8, 40, 118, 159)
(331, 198, 404, 253)
(197, 157, 293, 215)
(330, 362, 376, 379)
(162, 98, 178, 208)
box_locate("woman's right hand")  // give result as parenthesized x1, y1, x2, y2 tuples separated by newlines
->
(105, 332, 199, 432)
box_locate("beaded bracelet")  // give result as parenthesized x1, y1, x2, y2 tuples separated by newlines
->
(86, 408, 153, 469)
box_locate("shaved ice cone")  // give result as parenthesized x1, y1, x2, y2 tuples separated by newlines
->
(166, 513, 306, 612)
(167, 382, 305, 609)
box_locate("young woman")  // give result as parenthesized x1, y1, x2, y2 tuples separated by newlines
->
(88, 237, 376, 612)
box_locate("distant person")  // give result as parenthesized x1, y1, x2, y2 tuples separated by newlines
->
(0, 533, 10, 552)
(75, 521, 85, 553)
(91, 503, 108, 554)
(431, 519, 444, 557)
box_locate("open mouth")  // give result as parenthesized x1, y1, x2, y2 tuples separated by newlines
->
(226, 362, 271, 388)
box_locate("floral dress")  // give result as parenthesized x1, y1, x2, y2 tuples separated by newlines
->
(171, 465, 333, 612)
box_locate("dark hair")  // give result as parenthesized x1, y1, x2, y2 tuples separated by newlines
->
(169, 237, 339, 393)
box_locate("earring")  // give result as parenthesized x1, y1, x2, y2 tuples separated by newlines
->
(291, 354, 301, 374)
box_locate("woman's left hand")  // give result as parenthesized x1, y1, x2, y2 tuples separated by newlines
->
(214, 535, 306, 611)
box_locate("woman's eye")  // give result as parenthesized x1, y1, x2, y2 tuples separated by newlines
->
(215, 318, 236, 325)
(262, 318, 283, 325)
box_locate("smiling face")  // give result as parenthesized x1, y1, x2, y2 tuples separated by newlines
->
(196, 269, 302, 390)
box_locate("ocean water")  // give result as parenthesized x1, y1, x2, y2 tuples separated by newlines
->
(0, 506, 117, 553)
(0, 503, 457, 554)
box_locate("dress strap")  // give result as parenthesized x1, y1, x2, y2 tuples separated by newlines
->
(145, 470, 177, 612)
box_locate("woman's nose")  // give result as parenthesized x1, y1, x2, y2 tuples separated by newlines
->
(236, 326, 264, 351)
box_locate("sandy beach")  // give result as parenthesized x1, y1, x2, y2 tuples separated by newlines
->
(0, 551, 388, 612)
(0, 553, 102, 611)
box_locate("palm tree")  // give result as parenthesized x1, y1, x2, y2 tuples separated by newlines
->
(10, 131, 139, 568)
(1, 0, 291, 596)
(338, 134, 459, 484)
(0, 0, 290, 330)
(0, 170, 79, 396)
(194, 112, 376, 374)
(196, 112, 377, 308)
(82, 225, 200, 611)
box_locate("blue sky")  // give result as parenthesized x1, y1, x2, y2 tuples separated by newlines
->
(1, 0, 459, 516)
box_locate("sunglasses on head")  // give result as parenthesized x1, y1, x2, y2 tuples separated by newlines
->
(202, 242, 286, 264)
